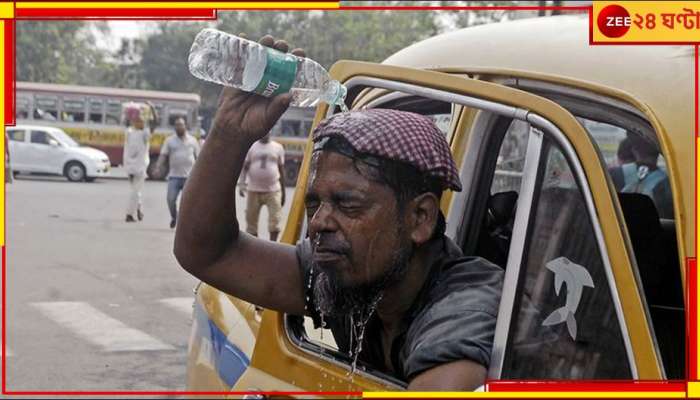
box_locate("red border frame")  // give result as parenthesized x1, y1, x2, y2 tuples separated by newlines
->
(1, 2, 697, 397)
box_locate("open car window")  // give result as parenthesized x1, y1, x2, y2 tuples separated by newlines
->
(499, 136, 632, 379)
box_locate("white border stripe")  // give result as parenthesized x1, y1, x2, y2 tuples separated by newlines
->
(158, 297, 194, 315)
(32, 301, 173, 352)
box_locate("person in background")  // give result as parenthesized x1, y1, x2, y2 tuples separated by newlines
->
(238, 134, 286, 241)
(123, 102, 157, 223)
(621, 135, 673, 219)
(609, 137, 637, 192)
(155, 117, 200, 229)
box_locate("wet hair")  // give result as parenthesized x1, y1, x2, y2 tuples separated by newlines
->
(314, 135, 446, 239)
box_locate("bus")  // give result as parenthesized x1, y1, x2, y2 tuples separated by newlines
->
(15, 81, 201, 179)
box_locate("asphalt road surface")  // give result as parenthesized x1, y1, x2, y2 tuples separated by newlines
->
(5, 174, 295, 392)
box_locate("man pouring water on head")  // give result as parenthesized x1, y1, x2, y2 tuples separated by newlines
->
(175, 34, 503, 391)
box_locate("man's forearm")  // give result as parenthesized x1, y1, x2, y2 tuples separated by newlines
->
(278, 165, 286, 190)
(174, 129, 254, 271)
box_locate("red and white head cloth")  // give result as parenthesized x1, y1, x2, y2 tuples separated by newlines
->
(311, 109, 462, 192)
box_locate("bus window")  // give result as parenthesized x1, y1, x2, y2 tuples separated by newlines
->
(89, 99, 104, 124)
(106, 100, 121, 125)
(62, 98, 86, 122)
(280, 119, 302, 137)
(153, 103, 165, 127)
(34, 95, 58, 120)
(17, 97, 30, 119)
(301, 120, 313, 137)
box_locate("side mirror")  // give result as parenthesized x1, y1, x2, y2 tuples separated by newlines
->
(48, 139, 59, 147)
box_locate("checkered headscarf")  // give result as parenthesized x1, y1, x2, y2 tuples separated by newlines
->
(311, 109, 462, 192)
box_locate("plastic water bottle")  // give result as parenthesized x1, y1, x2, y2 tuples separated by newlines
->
(188, 28, 347, 109)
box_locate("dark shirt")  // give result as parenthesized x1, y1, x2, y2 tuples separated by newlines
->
(296, 235, 504, 381)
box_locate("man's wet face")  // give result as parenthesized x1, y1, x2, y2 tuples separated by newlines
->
(305, 151, 413, 315)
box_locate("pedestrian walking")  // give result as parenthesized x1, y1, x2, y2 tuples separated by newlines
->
(123, 102, 157, 223)
(239, 134, 286, 241)
(155, 117, 200, 229)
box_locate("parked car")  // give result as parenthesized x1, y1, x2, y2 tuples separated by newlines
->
(7, 125, 111, 182)
(186, 15, 691, 392)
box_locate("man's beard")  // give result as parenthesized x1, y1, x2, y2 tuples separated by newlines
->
(312, 236, 414, 317)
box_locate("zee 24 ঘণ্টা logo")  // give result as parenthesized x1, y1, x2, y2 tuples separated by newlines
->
(597, 3, 700, 40)
(597, 4, 632, 38)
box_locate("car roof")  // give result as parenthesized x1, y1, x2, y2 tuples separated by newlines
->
(10, 125, 66, 133)
(382, 14, 694, 258)
(383, 15, 692, 150)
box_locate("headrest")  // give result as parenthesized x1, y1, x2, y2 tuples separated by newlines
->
(488, 191, 518, 226)
(618, 193, 661, 240)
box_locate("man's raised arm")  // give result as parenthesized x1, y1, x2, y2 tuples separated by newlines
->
(174, 36, 307, 315)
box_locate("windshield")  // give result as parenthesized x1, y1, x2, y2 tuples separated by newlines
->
(51, 130, 79, 147)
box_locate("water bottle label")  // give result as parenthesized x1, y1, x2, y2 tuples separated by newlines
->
(253, 48, 298, 97)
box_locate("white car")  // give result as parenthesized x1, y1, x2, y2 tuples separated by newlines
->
(7, 125, 111, 182)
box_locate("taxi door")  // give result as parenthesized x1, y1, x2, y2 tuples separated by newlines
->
(232, 61, 663, 394)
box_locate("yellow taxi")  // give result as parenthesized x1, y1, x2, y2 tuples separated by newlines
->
(185, 14, 692, 393)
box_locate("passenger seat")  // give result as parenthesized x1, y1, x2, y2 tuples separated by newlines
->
(617, 193, 684, 378)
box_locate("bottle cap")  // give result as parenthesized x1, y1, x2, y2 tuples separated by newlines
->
(322, 80, 348, 107)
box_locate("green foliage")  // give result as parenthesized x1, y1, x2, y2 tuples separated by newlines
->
(16, 7, 552, 128)
(216, 10, 439, 69)
(16, 21, 112, 85)
(137, 22, 220, 107)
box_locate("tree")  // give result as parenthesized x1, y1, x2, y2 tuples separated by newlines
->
(137, 22, 221, 128)
(215, 9, 439, 69)
(16, 21, 112, 85)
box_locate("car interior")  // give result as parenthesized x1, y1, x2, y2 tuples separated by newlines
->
(471, 111, 684, 379)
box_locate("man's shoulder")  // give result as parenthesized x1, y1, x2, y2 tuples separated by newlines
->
(428, 256, 503, 314)
(185, 134, 199, 145)
(399, 255, 503, 379)
(270, 140, 285, 151)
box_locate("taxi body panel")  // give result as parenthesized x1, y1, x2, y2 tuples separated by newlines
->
(187, 15, 691, 392)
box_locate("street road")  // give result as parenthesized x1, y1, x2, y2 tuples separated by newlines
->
(5, 175, 295, 392)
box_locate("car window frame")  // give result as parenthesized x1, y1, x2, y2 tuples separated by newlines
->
(491, 128, 636, 379)
(457, 111, 638, 379)
(495, 79, 680, 377)
(7, 129, 27, 142)
(30, 130, 51, 146)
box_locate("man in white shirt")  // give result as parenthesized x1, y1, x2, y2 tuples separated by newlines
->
(156, 117, 200, 229)
(239, 134, 286, 241)
(122, 103, 156, 223)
